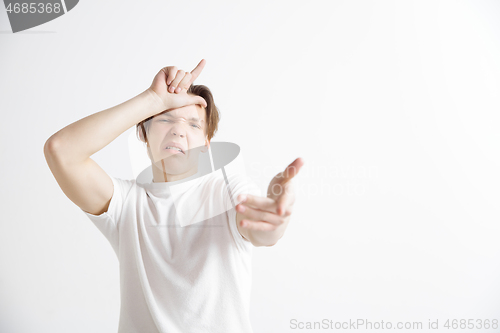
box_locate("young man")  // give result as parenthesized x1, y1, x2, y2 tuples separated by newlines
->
(44, 59, 303, 332)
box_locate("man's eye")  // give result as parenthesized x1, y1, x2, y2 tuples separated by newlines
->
(191, 124, 200, 129)
(159, 119, 171, 122)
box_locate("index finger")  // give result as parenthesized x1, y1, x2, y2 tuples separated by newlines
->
(189, 59, 206, 84)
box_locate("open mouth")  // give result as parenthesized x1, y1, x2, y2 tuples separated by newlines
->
(165, 146, 184, 154)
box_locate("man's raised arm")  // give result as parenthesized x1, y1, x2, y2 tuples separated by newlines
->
(44, 60, 207, 215)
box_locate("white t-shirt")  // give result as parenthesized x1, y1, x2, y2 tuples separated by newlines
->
(82, 170, 260, 333)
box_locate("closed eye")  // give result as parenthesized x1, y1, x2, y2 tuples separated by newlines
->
(158, 119, 200, 128)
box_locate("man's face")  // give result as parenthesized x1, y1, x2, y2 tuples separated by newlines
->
(145, 103, 208, 175)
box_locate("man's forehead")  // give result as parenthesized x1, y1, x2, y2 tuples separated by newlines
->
(158, 105, 205, 122)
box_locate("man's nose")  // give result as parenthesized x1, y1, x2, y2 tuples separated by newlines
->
(170, 123, 186, 138)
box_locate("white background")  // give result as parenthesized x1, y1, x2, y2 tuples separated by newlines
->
(1, 0, 500, 332)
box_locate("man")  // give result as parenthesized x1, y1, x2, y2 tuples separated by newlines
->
(44, 59, 303, 332)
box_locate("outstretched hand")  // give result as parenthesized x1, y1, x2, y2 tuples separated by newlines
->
(148, 59, 207, 111)
(236, 158, 304, 237)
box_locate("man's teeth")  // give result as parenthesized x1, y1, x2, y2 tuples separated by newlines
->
(166, 146, 183, 152)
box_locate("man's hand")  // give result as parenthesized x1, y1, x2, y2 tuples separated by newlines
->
(147, 59, 207, 111)
(236, 157, 304, 247)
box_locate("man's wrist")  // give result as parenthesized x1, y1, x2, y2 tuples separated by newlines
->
(249, 227, 285, 247)
(142, 88, 168, 116)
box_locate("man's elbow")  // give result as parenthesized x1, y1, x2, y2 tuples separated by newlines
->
(44, 136, 58, 157)
(44, 136, 63, 165)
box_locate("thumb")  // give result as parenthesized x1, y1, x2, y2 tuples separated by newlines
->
(181, 94, 207, 108)
(279, 157, 304, 184)
(169, 93, 207, 109)
(192, 95, 207, 108)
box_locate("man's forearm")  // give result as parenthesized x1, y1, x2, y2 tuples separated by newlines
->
(46, 89, 164, 163)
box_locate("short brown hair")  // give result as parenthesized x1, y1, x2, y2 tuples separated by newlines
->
(136, 84, 220, 144)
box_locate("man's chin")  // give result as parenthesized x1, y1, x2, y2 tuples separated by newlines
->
(153, 159, 192, 173)
(151, 153, 185, 164)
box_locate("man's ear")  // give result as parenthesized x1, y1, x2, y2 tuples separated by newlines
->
(201, 137, 210, 153)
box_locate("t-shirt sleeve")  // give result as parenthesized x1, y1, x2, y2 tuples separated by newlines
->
(80, 176, 135, 255)
(223, 173, 262, 251)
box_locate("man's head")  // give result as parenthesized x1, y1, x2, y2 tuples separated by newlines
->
(136, 85, 220, 181)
